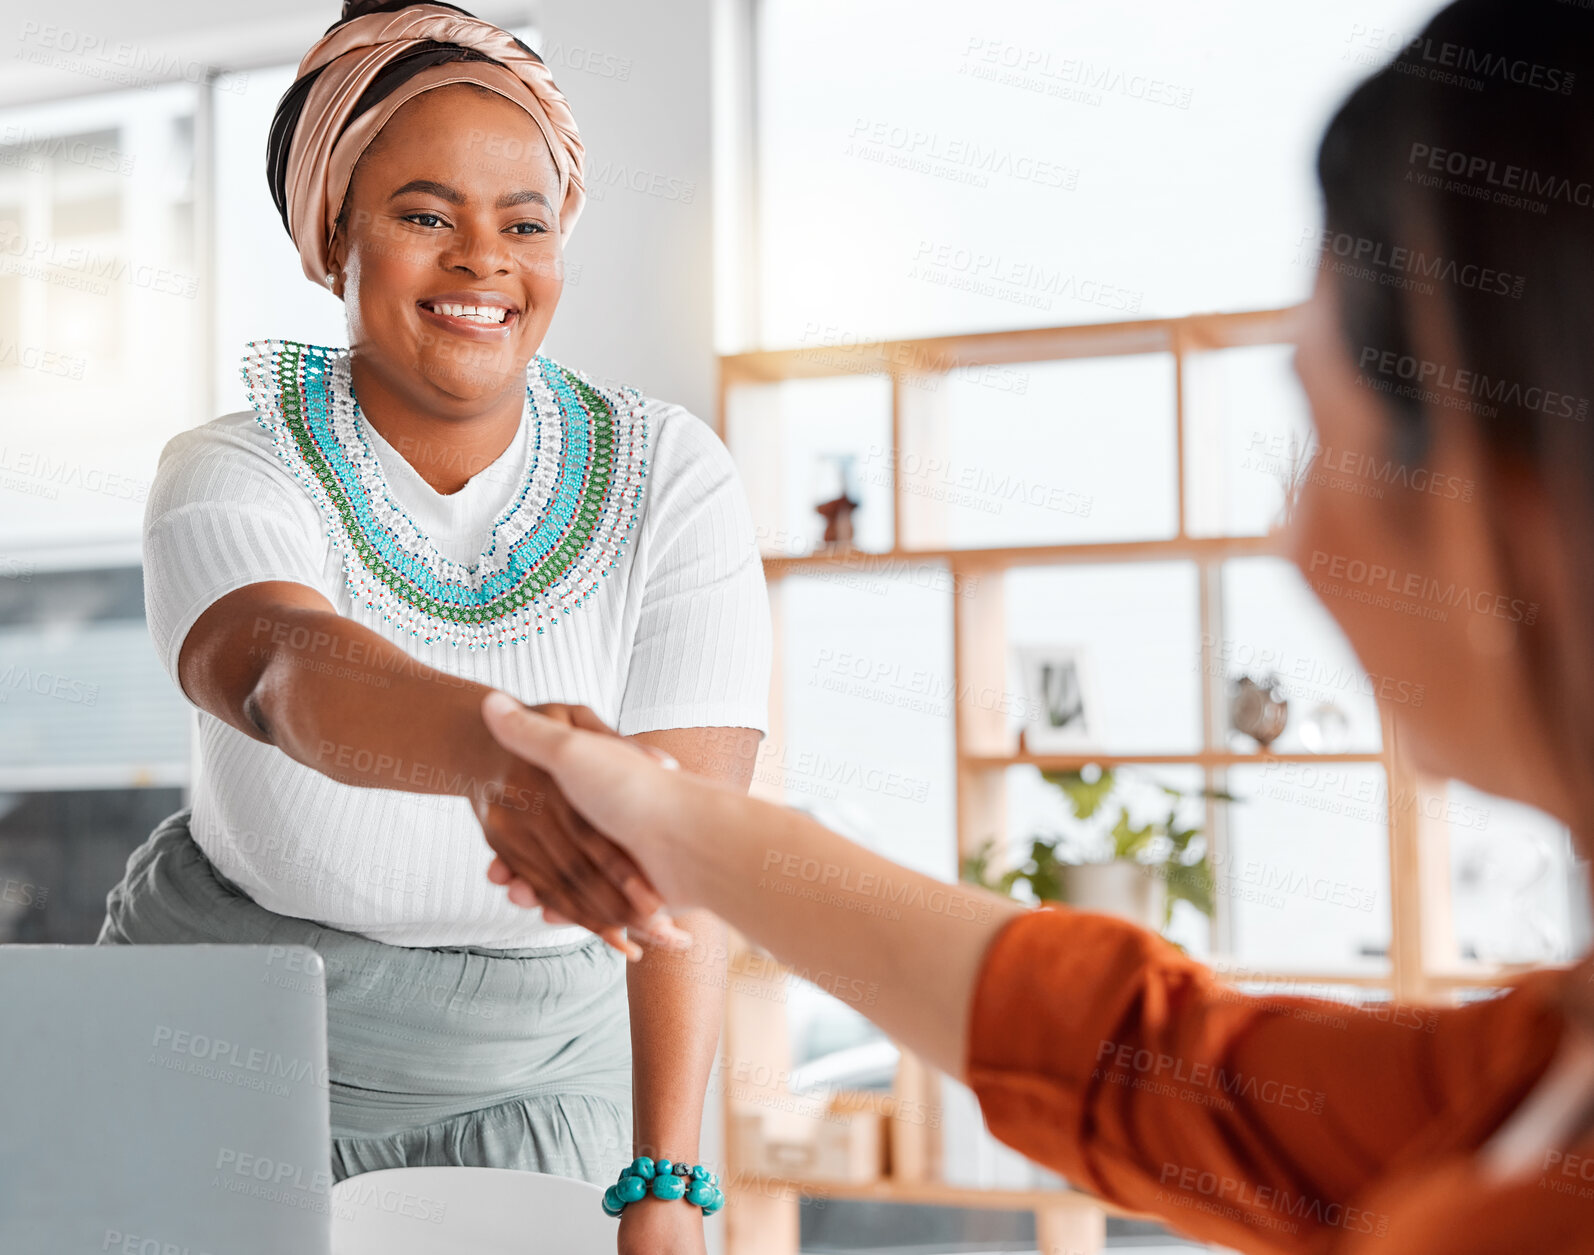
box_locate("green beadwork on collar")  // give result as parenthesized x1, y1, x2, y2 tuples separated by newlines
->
(240, 338, 650, 649)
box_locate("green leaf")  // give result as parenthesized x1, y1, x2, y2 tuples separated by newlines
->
(1042, 768, 1116, 820)
(1166, 825, 1201, 854)
(1034, 842, 1066, 897)
(1163, 857, 1216, 922)
(960, 840, 996, 889)
(1110, 809, 1155, 861)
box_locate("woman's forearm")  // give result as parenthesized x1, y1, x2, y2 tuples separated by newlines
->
(668, 780, 1029, 1082)
(248, 604, 523, 807)
(228, 600, 664, 947)
(627, 908, 726, 1162)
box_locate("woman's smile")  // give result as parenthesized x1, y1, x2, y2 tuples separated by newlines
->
(416, 289, 522, 341)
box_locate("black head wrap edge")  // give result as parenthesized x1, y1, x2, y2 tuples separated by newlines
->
(264, 2, 544, 241)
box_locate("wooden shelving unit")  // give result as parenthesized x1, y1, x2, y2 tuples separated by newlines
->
(713, 308, 1514, 1255)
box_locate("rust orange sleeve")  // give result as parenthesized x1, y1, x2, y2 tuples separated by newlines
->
(963, 905, 1566, 1253)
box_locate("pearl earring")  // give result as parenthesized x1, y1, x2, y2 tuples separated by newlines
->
(325, 272, 336, 287)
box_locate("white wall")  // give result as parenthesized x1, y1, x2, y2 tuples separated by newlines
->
(536, 0, 718, 420)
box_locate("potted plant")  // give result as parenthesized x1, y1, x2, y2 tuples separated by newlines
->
(962, 766, 1229, 932)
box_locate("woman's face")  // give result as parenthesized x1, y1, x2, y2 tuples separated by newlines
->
(1288, 269, 1566, 819)
(327, 84, 564, 410)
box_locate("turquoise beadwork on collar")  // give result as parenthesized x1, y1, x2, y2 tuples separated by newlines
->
(240, 339, 649, 649)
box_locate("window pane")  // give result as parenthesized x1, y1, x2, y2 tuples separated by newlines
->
(1442, 782, 1581, 966)
(726, 374, 894, 556)
(1220, 557, 1385, 754)
(0, 620, 187, 779)
(0, 566, 189, 786)
(773, 569, 956, 878)
(0, 788, 186, 943)
(1221, 978, 1384, 1008)
(1222, 763, 1392, 975)
(754, 0, 1444, 347)
(901, 353, 1175, 548)
(1006, 562, 1201, 753)
(786, 980, 894, 1087)
(1185, 344, 1314, 538)
(0, 85, 198, 550)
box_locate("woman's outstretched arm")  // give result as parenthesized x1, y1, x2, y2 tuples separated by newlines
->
(175, 580, 679, 955)
(482, 696, 1575, 1254)
(480, 692, 1027, 1080)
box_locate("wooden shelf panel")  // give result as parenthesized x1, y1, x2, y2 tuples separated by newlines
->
(731, 1172, 1140, 1217)
(1169, 964, 1553, 994)
(720, 307, 1303, 383)
(1424, 964, 1568, 990)
(1210, 969, 1393, 989)
(760, 534, 1282, 580)
(962, 751, 1388, 770)
(731, 959, 1543, 996)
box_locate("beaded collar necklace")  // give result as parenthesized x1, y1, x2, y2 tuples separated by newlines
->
(240, 339, 649, 649)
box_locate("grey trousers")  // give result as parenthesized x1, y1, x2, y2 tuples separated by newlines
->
(97, 807, 634, 1185)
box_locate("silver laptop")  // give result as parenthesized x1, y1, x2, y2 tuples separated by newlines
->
(0, 945, 332, 1254)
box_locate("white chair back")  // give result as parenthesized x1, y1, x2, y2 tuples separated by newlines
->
(331, 1167, 616, 1254)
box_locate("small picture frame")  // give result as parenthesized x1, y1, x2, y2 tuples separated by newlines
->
(1015, 644, 1103, 752)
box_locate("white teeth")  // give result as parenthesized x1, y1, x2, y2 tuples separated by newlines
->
(428, 302, 510, 324)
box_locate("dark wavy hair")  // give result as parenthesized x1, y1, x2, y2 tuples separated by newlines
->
(265, 0, 544, 238)
(1315, 0, 1594, 772)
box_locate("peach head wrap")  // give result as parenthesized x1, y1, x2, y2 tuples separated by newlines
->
(270, 2, 585, 287)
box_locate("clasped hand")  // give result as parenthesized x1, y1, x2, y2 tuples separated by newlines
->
(469, 696, 691, 960)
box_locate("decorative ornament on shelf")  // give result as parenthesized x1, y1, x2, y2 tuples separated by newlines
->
(1230, 672, 1289, 751)
(813, 453, 860, 547)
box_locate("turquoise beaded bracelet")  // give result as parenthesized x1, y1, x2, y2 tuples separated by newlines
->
(602, 1156, 725, 1217)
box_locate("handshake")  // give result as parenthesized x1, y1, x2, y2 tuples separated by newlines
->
(469, 691, 720, 961)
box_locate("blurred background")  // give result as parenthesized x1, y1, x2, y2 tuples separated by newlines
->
(1, 2, 1587, 1253)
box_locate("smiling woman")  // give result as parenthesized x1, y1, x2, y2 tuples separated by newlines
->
(329, 86, 571, 477)
(93, 3, 770, 1251)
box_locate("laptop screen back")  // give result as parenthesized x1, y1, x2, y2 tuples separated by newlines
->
(0, 945, 332, 1255)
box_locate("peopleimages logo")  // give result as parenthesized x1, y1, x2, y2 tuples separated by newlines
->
(0, 663, 99, 705)
(1391, 35, 1576, 95)
(1093, 1041, 1328, 1115)
(1358, 346, 1590, 422)
(1307, 550, 1538, 625)
(1303, 227, 1526, 299)
(1406, 142, 1594, 210)
(1158, 1163, 1391, 1237)
(846, 117, 1079, 190)
(0, 125, 135, 175)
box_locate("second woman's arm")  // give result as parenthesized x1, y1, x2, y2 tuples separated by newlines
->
(481, 697, 1025, 1081)
(483, 701, 1571, 1255)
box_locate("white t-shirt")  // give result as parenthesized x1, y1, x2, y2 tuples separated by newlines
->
(143, 339, 771, 949)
